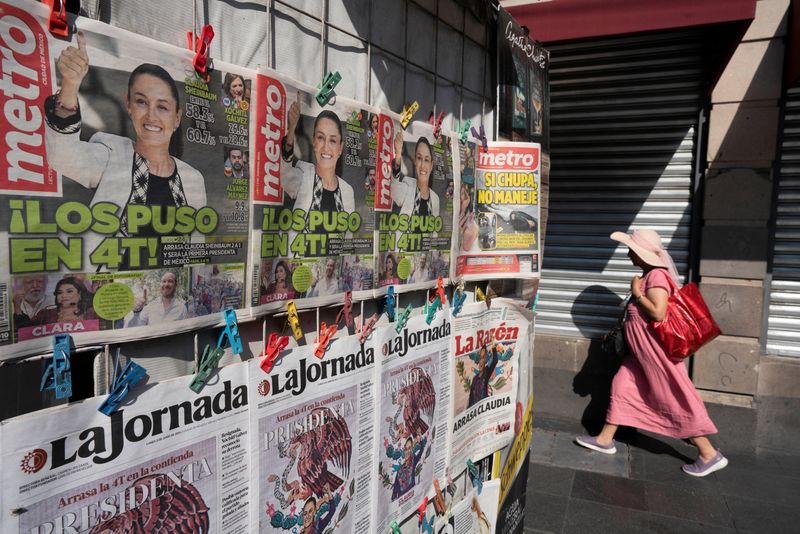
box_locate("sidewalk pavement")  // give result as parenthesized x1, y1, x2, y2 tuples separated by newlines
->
(524, 414, 800, 534)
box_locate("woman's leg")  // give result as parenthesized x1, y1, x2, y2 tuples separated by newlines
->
(689, 436, 717, 462)
(596, 423, 618, 445)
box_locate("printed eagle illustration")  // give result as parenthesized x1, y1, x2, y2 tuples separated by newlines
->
(397, 367, 436, 437)
(289, 406, 352, 498)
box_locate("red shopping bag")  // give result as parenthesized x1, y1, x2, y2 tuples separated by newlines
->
(652, 280, 721, 359)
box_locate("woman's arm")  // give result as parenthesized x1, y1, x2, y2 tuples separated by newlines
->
(631, 276, 669, 321)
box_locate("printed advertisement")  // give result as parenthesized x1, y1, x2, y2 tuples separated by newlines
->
(251, 70, 375, 311)
(0, 362, 251, 534)
(249, 335, 376, 533)
(0, 1, 251, 357)
(455, 142, 541, 279)
(373, 312, 452, 528)
(450, 302, 528, 468)
(375, 120, 455, 293)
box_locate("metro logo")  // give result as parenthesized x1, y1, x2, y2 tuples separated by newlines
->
(0, 5, 59, 194)
(478, 145, 540, 171)
(254, 74, 285, 203)
(374, 113, 393, 210)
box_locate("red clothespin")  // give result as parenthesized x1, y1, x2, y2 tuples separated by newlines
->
(336, 291, 354, 329)
(417, 495, 429, 524)
(358, 313, 378, 344)
(188, 24, 215, 76)
(260, 333, 289, 374)
(431, 277, 447, 304)
(431, 112, 444, 139)
(432, 479, 446, 515)
(314, 322, 337, 359)
(48, 0, 70, 38)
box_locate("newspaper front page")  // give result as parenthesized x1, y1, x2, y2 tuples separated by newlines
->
(0, 362, 251, 534)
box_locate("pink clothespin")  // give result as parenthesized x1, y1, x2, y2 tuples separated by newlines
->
(314, 322, 337, 359)
(358, 313, 378, 344)
(188, 24, 215, 76)
(336, 291, 354, 329)
(431, 112, 444, 139)
(260, 333, 289, 374)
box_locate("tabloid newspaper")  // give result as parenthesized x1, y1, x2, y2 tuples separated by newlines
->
(372, 312, 452, 528)
(432, 480, 501, 534)
(248, 335, 376, 533)
(0, 0, 252, 358)
(0, 362, 251, 534)
(450, 301, 529, 468)
(455, 141, 541, 279)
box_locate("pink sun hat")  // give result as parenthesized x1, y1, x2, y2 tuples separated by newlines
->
(610, 228, 680, 282)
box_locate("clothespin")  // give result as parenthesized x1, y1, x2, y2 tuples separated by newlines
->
(466, 459, 483, 495)
(358, 313, 378, 344)
(190, 344, 225, 393)
(476, 286, 491, 308)
(457, 119, 472, 144)
(316, 71, 342, 106)
(425, 295, 441, 325)
(400, 101, 419, 129)
(395, 304, 413, 333)
(260, 333, 289, 374)
(47, 0, 70, 39)
(386, 286, 396, 321)
(452, 280, 466, 317)
(470, 124, 488, 152)
(314, 322, 337, 359)
(421, 513, 434, 534)
(218, 308, 243, 355)
(99, 353, 146, 416)
(336, 291, 354, 329)
(432, 277, 447, 304)
(432, 479, 446, 515)
(188, 24, 215, 77)
(286, 301, 303, 341)
(40, 334, 72, 399)
(430, 112, 444, 139)
(389, 521, 401, 534)
(417, 496, 429, 524)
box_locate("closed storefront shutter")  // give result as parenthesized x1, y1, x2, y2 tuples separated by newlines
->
(767, 86, 800, 357)
(536, 29, 705, 338)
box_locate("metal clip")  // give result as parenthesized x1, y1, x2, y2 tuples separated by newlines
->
(260, 333, 289, 374)
(336, 291, 354, 329)
(286, 301, 303, 341)
(430, 111, 444, 139)
(99, 354, 146, 416)
(457, 119, 472, 144)
(400, 101, 419, 129)
(425, 295, 441, 325)
(40, 334, 72, 399)
(316, 71, 342, 106)
(470, 124, 488, 152)
(466, 458, 483, 495)
(314, 322, 338, 359)
(218, 308, 243, 355)
(385, 286, 396, 321)
(190, 344, 225, 393)
(358, 313, 378, 344)
(395, 304, 413, 333)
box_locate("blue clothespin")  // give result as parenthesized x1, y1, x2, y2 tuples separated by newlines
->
(470, 124, 488, 152)
(532, 290, 540, 311)
(389, 521, 401, 534)
(421, 513, 434, 533)
(466, 459, 483, 495)
(190, 344, 225, 393)
(395, 304, 413, 333)
(452, 287, 467, 317)
(218, 308, 243, 355)
(457, 119, 472, 144)
(99, 352, 146, 416)
(316, 71, 341, 106)
(425, 295, 441, 325)
(40, 334, 72, 399)
(386, 286, 396, 321)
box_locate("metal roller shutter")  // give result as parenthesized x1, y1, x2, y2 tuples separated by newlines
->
(536, 29, 705, 338)
(767, 86, 800, 357)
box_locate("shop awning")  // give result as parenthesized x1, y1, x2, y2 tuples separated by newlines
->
(506, 0, 756, 44)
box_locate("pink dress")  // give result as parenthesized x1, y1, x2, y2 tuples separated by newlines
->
(606, 268, 717, 439)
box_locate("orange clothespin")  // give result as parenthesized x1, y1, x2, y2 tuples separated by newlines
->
(188, 24, 215, 76)
(336, 291, 354, 329)
(417, 495, 429, 524)
(432, 479, 446, 515)
(47, 0, 70, 38)
(430, 112, 444, 139)
(314, 322, 337, 359)
(358, 313, 378, 344)
(260, 333, 289, 374)
(431, 277, 447, 304)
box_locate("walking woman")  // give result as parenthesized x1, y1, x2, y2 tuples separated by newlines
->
(576, 229, 727, 477)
